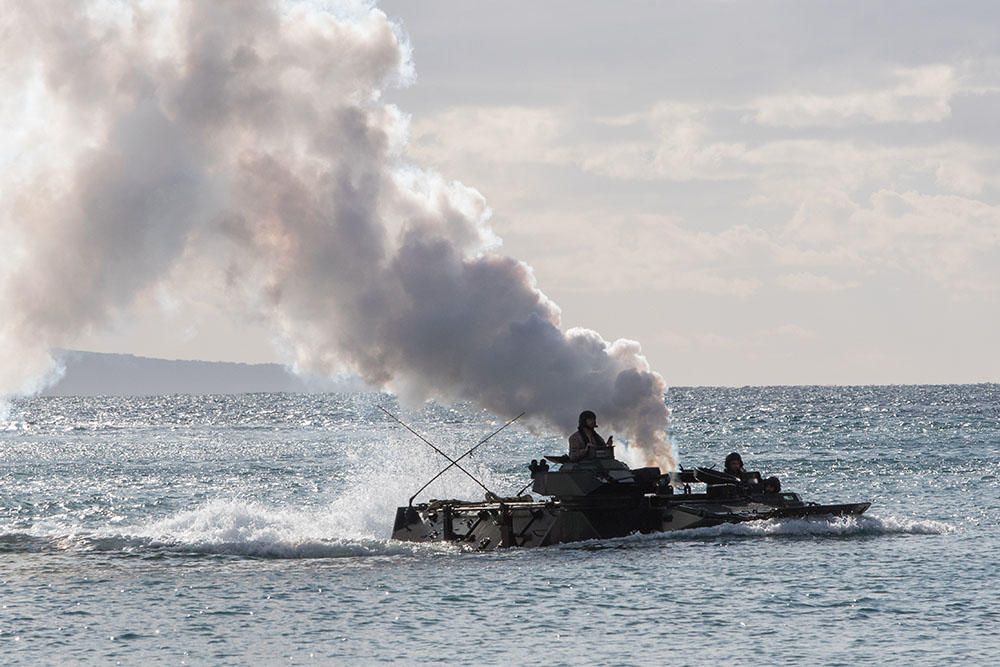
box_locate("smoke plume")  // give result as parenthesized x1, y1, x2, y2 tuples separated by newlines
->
(0, 0, 676, 469)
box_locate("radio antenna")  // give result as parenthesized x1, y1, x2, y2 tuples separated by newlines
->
(407, 411, 525, 506)
(378, 405, 497, 503)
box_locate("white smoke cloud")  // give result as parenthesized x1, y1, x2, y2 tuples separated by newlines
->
(0, 0, 675, 469)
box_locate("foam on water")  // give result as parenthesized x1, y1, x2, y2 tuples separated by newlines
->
(1, 503, 953, 560)
(664, 513, 953, 538)
(0, 421, 517, 559)
(123, 499, 450, 558)
(0, 424, 516, 560)
(1, 500, 457, 559)
(123, 500, 422, 558)
(538, 514, 954, 552)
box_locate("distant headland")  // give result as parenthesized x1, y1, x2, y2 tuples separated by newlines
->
(44, 350, 368, 397)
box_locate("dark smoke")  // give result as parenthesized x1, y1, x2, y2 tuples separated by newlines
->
(0, 0, 676, 469)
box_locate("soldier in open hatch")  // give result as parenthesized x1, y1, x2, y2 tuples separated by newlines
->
(725, 451, 746, 477)
(568, 410, 614, 462)
(723, 451, 781, 490)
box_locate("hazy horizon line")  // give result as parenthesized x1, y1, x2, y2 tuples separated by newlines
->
(52, 349, 1000, 391)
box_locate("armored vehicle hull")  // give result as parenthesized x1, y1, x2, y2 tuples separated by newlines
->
(392, 458, 870, 550)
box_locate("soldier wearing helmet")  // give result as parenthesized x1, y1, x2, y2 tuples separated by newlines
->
(724, 451, 779, 490)
(568, 410, 614, 462)
(724, 452, 745, 477)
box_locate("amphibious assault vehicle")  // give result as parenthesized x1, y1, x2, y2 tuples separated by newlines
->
(391, 448, 870, 551)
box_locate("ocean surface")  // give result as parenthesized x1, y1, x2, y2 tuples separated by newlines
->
(1, 385, 998, 665)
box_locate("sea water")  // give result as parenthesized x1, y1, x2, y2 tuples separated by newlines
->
(1, 386, 998, 664)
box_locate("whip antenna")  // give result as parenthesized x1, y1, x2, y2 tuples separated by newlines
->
(407, 411, 525, 506)
(378, 405, 497, 503)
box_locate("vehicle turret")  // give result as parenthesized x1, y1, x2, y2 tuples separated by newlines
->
(530, 455, 663, 499)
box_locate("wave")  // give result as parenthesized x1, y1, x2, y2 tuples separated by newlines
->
(0, 499, 455, 559)
(0, 439, 506, 560)
(560, 513, 954, 550)
(1, 531, 444, 559)
(678, 513, 955, 537)
(121, 499, 458, 558)
(2, 503, 953, 559)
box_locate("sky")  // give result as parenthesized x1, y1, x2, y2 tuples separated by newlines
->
(70, 0, 1000, 386)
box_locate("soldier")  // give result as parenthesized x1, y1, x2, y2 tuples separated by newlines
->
(724, 451, 745, 477)
(725, 452, 776, 489)
(568, 410, 613, 462)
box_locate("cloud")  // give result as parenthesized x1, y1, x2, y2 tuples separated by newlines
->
(409, 105, 567, 166)
(760, 324, 819, 341)
(505, 211, 769, 297)
(409, 102, 751, 183)
(782, 188, 1000, 293)
(409, 92, 1000, 299)
(409, 87, 1000, 303)
(750, 65, 958, 127)
(777, 272, 859, 293)
(581, 103, 749, 182)
(934, 159, 986, 195)
(659, 325, 818, 358)
(520, 181, 1000, 301)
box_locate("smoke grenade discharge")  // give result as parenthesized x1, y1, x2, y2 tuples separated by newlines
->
(0, 0, 676, 469)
